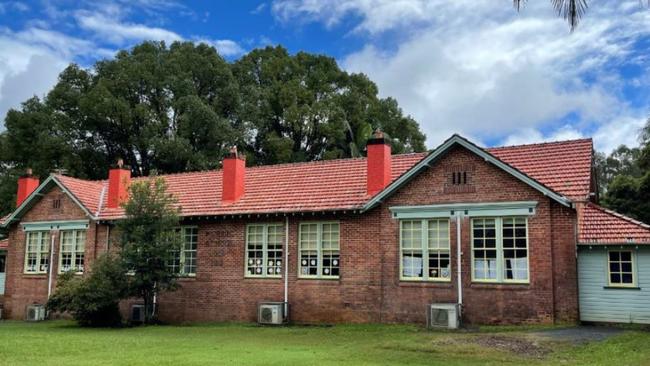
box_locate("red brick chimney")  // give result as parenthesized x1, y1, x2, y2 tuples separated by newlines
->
(222, 147, 246, 203)
(107, 159, 131, 209)
(16, 168, 39, 206)
(367, 129, 392, 195)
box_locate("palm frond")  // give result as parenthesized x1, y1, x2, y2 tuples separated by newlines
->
(551, 0, 589, 31)
(513, 0, 526, 12)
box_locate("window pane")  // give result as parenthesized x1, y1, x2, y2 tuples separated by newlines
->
(428, 251, 450, 279)
(300, 251, 318, 276)
(608, 250, 634, 286)
(401, 221, 422, 250)
(300, 224, 318, 250)
(428, 219, 450, 250)
(247, 225, 265, 276)
(402, 251, 423, 278)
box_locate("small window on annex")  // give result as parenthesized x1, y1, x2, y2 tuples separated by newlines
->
(608, 250, 635, 287)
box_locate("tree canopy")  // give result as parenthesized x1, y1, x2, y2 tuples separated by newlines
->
(0, 42, 426, 215)
(597, 120, 650, 224)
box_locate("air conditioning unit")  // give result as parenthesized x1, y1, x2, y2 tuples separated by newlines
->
(257, 302, 286, 325)
(428, 303, 460, 329)
(25, 304, 46, 322)
(130, 304, 145, 323)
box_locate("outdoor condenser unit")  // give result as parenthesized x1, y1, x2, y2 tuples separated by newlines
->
(25, 304, 46, 322)
(257, 302, 286, 325)
(428, 303, 460, 329)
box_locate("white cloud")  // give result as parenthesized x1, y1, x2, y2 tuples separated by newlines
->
(76, 11, 182, 45)
(0, 27, 100, 123)
(194, 39, 245, 57)
(593, 115, 648, 153)
(274, 0, 650, 151)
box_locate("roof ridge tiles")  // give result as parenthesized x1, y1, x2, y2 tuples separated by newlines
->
(487, 137, 593, 151)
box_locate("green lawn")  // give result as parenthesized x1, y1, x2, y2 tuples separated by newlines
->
(0, 321, 649, 366)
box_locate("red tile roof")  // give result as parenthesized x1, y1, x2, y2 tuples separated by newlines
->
(579, 203, 650, 244)
(487, 138, 593, 201)
(56, 175, 105, 215)
(0, 238, 7, 249)
(96, 153, 428, 220)
(45, 137, 594, 221)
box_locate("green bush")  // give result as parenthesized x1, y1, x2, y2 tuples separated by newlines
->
(47, 255, 128, 327)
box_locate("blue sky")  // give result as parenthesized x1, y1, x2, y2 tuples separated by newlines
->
(1, 0, 649, 152)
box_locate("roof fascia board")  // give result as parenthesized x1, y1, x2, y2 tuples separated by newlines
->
(362, 135, 572, 212)
(1, 175, 96, 228)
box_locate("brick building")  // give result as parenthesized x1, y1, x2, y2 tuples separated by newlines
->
(1, 133, 649, 325)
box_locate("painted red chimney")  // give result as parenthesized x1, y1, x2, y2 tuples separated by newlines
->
(16, 168, 39, 206)
(107, 159, 131, 209)
(222, 147, 246, 203)
(367, 129, 392, 195)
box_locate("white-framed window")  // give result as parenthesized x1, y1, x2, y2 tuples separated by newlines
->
(246, 224, 283, 278)
(24, 231, 50, 274)
(168, 227, 198, 276)
(59, 230, 86, 274)
(471, 217, 529, 283)
(299, 222, 340, 279)
(607, 250, 635, 287)
(400, 219, 451, 281)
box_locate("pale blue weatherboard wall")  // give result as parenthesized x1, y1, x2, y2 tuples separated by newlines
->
(578, 246, 650, 324)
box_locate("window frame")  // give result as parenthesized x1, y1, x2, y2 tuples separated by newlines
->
(399, 219, 451, 282)
(606, 250, 636, 288)
(298, 221, 340, 280)
(168, 226, 199, 277)
(58, 229, 87, 274)
(470, 216, 530, 284)
(245, 223, 284, 279)
(24, 231, 50, 274)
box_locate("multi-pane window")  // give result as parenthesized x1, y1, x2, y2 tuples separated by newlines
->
(246, 224, 284, 278)
(24, 231, 50, 274)
(168, 227, 198, 276)
(59, 230, 86, 274)
(472, 218, 497, 281)
(608, 251, 635, 287)
(400, 219, 450, 281)
(472, 217, 529, 283)
(299, 222, 340, 278)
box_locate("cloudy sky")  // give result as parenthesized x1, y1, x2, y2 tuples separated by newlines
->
(1, 0, 649, 152)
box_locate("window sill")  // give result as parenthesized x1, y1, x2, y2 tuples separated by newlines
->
(604, 286, 641, 290)
(399, 281, 453, 288)
(244, 276, 282, 280)
(22, 273, 47, 277)
(296, 277, 340, 284)
(469, 282, 530, 290)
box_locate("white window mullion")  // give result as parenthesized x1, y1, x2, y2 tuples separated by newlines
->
(496, 218, 503, 283)
(421, 220, 428, 281)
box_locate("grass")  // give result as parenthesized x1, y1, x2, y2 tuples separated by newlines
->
(0, 321, 649, 366)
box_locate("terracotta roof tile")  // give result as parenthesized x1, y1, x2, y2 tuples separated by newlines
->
(579, 203, 650, 244)
(487, 138, 593, 201)
(97, 153, 427, 220)
(51, 137, 595, 220)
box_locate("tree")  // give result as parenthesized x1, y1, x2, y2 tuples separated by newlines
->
(117, 177, 181, 324)
(232, 46, 425, 165)
(514, 0, 587, 30)
(46, 255, 128, 327)
(0, 42, 427, 216)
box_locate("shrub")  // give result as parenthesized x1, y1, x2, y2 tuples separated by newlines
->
(47, 255, 128, 327)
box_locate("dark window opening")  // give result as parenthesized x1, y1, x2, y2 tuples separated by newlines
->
(52, 199, 62, 210)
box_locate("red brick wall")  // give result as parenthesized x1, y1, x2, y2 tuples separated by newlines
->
(3, 145, 579, 325)
(3, 186, 97, 319)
